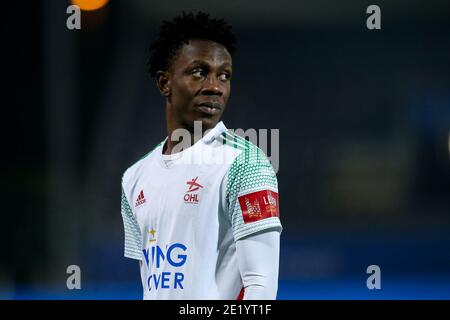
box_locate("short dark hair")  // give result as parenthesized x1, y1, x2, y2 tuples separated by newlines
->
(147, 11, 237, 77)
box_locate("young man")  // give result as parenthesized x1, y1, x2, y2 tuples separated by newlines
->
(120, 12, 282, 300)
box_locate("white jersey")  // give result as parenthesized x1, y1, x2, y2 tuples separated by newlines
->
(120, 121, 282, 299)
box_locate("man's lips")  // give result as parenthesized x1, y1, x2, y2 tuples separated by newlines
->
(196, 102, 222, 115)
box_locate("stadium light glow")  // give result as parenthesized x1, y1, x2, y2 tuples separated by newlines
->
(71, 0, 109, 11)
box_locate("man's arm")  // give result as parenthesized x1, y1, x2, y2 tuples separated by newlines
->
(121, 185, 143, 261)
(235, 230, 280, 300)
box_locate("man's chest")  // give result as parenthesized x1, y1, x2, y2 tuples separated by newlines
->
(131, 164, 228, 228)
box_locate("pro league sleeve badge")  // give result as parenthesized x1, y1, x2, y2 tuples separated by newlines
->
(238, 190, 279, 224)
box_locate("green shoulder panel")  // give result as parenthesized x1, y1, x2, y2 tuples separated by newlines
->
(225, 130, 277, 206)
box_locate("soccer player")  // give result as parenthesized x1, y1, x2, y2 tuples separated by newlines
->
(120, 12, 282, 300)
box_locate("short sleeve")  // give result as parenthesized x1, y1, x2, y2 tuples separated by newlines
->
(120, 187, 143, 260)
(226, 143, 282, 241)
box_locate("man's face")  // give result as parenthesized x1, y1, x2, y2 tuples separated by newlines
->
(162, 39, 232, 131)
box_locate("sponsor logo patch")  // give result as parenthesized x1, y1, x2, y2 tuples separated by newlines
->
(135, 190, 146, 207)
(238, 190, 279, 223)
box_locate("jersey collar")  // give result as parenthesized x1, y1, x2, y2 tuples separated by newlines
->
(157, 121, 228, 169)
(202, 121, 227, 144)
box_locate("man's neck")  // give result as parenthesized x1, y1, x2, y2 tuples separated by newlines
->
(163, 105, 219, 155)
(163, 130, 201, 155)
(164, 118, 205, 155)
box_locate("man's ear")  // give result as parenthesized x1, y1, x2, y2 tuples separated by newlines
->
(155, 71, 170, 97)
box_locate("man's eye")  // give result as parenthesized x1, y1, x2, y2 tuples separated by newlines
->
(219, 73, 230, 81)
(192, 70, 206, 78)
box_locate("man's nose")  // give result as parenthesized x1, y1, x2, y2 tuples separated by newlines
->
(201, 75, 223, 96)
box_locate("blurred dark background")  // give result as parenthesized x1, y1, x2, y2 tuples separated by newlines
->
(1, 0, 450, 299)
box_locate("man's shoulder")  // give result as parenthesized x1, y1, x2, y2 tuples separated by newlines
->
(121, 140, 164, 186)
(221, 130, 278, 198)
(217, 130, 270, 166)
(217, 130, 261, 154)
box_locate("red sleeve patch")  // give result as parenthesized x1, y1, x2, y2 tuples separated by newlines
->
(238, 190, 279, 224)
